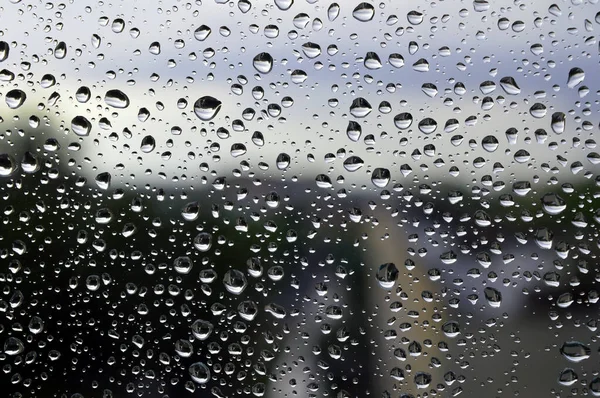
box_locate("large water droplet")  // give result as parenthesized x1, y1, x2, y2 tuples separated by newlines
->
(4, 337, 24, 355)
(349, 98, 372, 118)
(560, 341, 590, 362)
(71, 116, 92, 136)
(541, 193, 566, 215)
(328, 3, 340, 21)
(551, 112, 565, 134)
(0, 41, 9, 62)
(104, 89, 130, 108)
(352, 2, 375, 22)
(376, 263, 398, 289)
(5, 89, 26, 109)
(223, 269, 247, 294)
(0, 153, 17, 177)
(499, 76, 521, 95)
(174, 256, 193, 274)
(189, 362, 210, 384)
(253, 52, 274, 73)
(194, 96, 222, 121)
(54, 41, 67, 59)
(274, 0, 293, 11)
(484, 287, 502, 307)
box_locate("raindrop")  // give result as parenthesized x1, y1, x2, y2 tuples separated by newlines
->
(0, 154, 17, 177)
(194, 96, 222, 121)
(352, 2, 375, 22)
(0, 41, 9, 62)
(560, 342, 590, 362)
(349, 98, 372, 118)
(71, 116, 92, 136)
(140, 135, 156, 153)
(189, 362, 211, 384)
(551, 112, 565, 134)
(5, 89, 26, 109)
(274, 0, 293, 11)
(54, 41, 67, 59)
(327, 3, 340, 21)
(223, 269, 247, 294)
(194, 25, 212, 41)
(104, 89, 130, 108)
(253, 52, 274, 73)
(376, 263, 398, 289)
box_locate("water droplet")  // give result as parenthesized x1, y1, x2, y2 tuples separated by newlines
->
(343, 156, 364, 172)
(95, 172, 111, 190)
(21, 151, 39, 173)
(302, 42, 321, 58)
(328, 3, 340, 21)
(174, 256, 193, 274)
(364, 52, 382, 69)
(140, 135, 156, 153)
(414, 372, 432, 389)
(388, 53, 405, 68)
(376, 263, 398, 289)
(194, 96, 222, 121)
(407, 10, 424, 25)
(71, 116, 92, 136)
(54, 41, 67, 59)
(223, 269, 247, 294)
(371, 168, 390, 187)
(0, 41, 9, 62)
(253, 52, 274, 73)
(442, 320, 460, 337)
(560, 341, 590, 362)
(499, 76, 521, 95)
(4, 337, 24, 355)
(149, 41, 161, 55)
(189, 362, 210, 384)
(104, 89, 130, 108)
(551, 112, 565, 134)
(0, 153, 17, 177)
(193, 232, 212, 252)
(558, 368, 578, 386)
(353, 2, 375, 22)
(541, 193, 566, 215)
(191, 319, 214, 340)
(349, 98, 372, 118)
(274, 0, 293, 11)
(412, 58, 430, 72)
(483, 287, 502, 307)
(5, 89, 26, 109)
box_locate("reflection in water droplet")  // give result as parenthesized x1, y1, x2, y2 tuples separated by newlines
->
(54, 41, 67, 59)
(189, 362, 210, 384)
(349, 98, 372, 118)
(0, 41, 9, 62)
(560, 341, 590, 362)
(140, 135, 156, 153)
(223, 269, 247, 294)
(194, 25, 212, 41)
(253, 52, 274, 73)
(194, 96, 222, 121)
(5, 89, 26, 109)
(274, 0, 293, 11)
(71, 115, 92, 136)
(105, 89, 130, 108)
(0, 153, 17, 177)
(376, 263, 398, 289)
(352, 2, 375, 22)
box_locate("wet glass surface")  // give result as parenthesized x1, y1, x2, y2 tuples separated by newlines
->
(1, 1, 600, 397)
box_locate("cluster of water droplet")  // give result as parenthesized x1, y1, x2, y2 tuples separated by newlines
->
(1, 0, 600, 397)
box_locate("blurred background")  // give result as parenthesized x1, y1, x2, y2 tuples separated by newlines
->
(0, 0, 599, 397)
